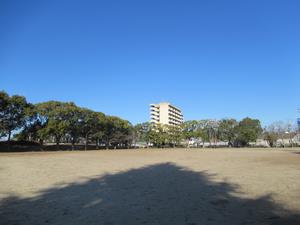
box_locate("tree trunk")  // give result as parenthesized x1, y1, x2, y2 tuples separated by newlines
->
(96, 139, 99, 150)
(39, 139, 44, 151)
(106, 140, 109, 150)
(85, 134, 88, 151)
(55, 135, 60, 150)
(7, 130, 11, 151)
(8, 130, 11, 142)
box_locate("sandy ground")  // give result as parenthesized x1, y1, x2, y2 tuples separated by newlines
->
(0, 148, 300, 225)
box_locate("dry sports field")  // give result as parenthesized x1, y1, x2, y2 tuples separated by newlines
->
(0, 148, 300, 225)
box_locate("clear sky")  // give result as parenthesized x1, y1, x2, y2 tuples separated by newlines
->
(1, 0, 299, 126)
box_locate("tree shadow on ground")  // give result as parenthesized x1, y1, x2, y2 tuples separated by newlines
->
(0, 163, 299, 225)
(0, 142, 134, 152)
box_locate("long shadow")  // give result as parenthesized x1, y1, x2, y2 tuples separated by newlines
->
(0, 143, 134, 152)
(0, 163, 299, 225)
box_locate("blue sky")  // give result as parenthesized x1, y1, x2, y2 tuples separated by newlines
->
(1, 0, 299, 126)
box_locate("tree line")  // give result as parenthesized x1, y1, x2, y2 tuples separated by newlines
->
(183, 118, 264, 147)
(0, 90, 298, 150)
(135, 119, 298, 148)
(0, 91, 133, 150)
(134, 118, 263, 148)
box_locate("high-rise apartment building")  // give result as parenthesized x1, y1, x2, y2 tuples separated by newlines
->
(150, 102, 183, 126)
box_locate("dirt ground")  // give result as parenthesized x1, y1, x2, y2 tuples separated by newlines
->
(0, 148, 300, 225)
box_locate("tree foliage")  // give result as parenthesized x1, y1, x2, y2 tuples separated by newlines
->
(218, 119, 238, 146)
(234, 118, 262, 147)
(0, 91, 29, 142)
(183, 118, 262, 147)
(0, 91, 133, 150)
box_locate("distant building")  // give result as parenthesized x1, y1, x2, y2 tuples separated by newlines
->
(150, 102, 183, 126)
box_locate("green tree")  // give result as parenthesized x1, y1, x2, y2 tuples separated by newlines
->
(134, 122, 151, 144)
(235, 117, 262, 147)
(35, 101, 77, 149)
(15, 103, 43, 143)
(110, 118, 133, 148)
(204, 120, 219, 147)
(64, 104, 83, 150)
(166, 125, 183, 147)
(91, 112, 106, 149)
(103, 116, 133, 149)
(0, 91, 29, 143)
(79, 108, 99, 150)
(218, 119, 238, 147)
(148, 123, 168, 147)
(0, 91, 10, 138)
(195, 121, 210, 148)
(182, 120, 199, 141)
(22, 102, 54, 146)
(183, 120, 209, 147)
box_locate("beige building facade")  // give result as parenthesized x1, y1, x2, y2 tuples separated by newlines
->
(150, 102, 184, 126)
